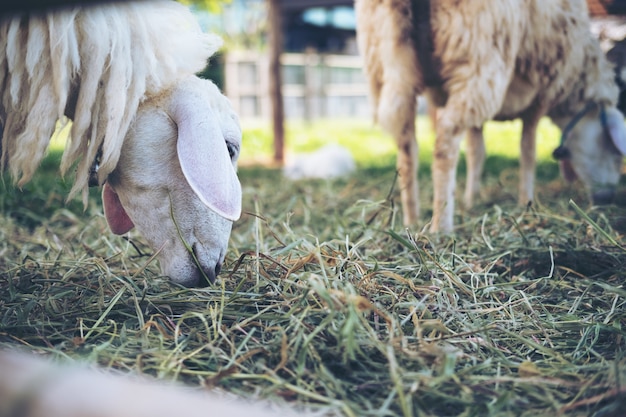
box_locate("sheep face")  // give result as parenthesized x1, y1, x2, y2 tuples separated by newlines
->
(559, 107, 626, 204)
(103, 77, 242, 287)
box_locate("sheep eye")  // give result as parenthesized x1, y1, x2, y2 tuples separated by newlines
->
(226, 141, 239, 160)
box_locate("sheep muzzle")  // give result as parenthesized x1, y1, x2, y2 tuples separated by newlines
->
(191, 243, 222, 287)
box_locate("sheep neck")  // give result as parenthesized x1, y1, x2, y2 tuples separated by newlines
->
(558, 102, 604, 148)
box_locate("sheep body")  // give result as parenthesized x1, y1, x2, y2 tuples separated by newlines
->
(356, 0, 626, 232)
(0, 1, 242, 286)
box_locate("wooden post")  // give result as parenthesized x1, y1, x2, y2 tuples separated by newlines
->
(267, 0, 284, 164)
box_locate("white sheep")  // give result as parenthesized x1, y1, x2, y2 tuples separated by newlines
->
(283, 144, 356, 180)
(0, 350, 298, 417)
(356, 0, 626, 232)
(0, 1, 242, 286)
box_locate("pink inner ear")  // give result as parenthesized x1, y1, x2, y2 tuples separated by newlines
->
(171, 78, 242, 221)
(102, 183, 135, 235)
(560, 160, 578, 183)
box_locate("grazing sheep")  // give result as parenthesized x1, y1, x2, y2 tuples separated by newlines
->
(0, 1, 242, 286)
(283, 144, 356, 180)
(0, 350, 298, 417)
(356, 0, 626, 232)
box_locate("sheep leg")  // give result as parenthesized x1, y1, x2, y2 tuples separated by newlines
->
(519, 110, 543, 206)
(430, 75, 508, 232)
(431, 116, 465, 233)
(464, 126, 486, 208)
(385, 118, 419, 226)
(395, 125, 419, 226)
(378, 86, 419, 226)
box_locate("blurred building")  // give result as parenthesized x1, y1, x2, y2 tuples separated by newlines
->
(222, 0, 369, 120)
(280, 0, 356, 54)
(220, 0, 626, 121)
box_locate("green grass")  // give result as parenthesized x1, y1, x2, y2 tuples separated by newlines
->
(1, 118, 626, 417)
(242, 117, 563, 179)
(240, 117, 563, 163)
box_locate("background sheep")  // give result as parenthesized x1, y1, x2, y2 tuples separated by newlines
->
(0, 1, 242, 286)
(0, 350, 297, 417)
(283, 144, 356, 180)
(356, 0, 626, 232)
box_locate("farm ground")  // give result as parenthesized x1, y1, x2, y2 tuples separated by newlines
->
(1, 119, 626, 416)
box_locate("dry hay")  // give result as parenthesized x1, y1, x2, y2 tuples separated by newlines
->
(1, 162, 626, 417)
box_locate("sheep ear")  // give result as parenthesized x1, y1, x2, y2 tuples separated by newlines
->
(102, 183, 135, 235)
(605, 108, 626, 155)
(170, 80, 242, 221)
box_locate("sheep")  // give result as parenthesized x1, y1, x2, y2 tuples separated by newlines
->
(0, 1, 242, 287)
(355, 0, 626, 232)
(283, 144, 356, 180)
(0, 350, 298, 417)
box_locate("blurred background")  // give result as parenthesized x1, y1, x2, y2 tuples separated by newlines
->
(182, 0, 626, 171)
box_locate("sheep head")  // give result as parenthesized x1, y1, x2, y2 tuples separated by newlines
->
(102, 76, 242, 287)
(554, 106, 626, 205)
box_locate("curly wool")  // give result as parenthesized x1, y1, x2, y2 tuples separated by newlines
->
(0, 0, 222, 204)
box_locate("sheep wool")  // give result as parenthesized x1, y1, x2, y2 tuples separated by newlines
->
(0, 1, 222, 204)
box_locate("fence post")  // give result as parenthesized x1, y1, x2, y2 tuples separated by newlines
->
(267, 0, 284, 164)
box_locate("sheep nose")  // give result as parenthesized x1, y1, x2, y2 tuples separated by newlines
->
(197, 261, 222, 287)
(592, 188, 615, 205)
(191, 244, 223, 287)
